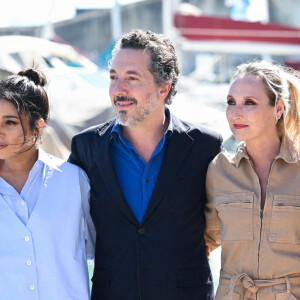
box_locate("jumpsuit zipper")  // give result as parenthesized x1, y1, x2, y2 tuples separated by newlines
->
(249, 158, 276, 300)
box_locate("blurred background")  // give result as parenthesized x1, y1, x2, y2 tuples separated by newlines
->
(1, 0, 300, 290)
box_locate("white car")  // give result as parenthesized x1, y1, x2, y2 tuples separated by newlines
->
(0, 35, 114, 159)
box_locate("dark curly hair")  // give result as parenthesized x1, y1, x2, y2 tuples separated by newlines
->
(111, 29, 180, 105)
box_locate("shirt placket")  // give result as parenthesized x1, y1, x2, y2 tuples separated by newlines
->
(15, 194, 29, 225)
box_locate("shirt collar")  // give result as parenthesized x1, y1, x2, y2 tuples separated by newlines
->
(37, 148, 63, 172)
(233, 141, 248, 167)
(111, 108, 173, 143)
(275, 135, 298, 163)
(0, 149, 61, 197)
(233, 135, 298, 167)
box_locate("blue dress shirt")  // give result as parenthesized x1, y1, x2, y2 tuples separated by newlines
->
(110, 111, 173, 223)
(0, 149, 95, 300)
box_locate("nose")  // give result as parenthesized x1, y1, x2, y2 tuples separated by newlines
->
(111, 78, 127, 98)
(230, 104, 243, 119)
(0, 127, 4, 138)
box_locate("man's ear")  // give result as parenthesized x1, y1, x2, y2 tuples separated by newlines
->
(159, 82, 171, 101)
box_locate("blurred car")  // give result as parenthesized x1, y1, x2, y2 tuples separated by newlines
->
(0, 35, 115, 159)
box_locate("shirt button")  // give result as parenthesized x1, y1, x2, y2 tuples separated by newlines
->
(21, 201, 25, 206)
(145, 178, 149, 183)
(27, 260, 32, 266)
(29, 285, 35, 290)
(138, 228, 145, 235)
(24, 236, 30, 242)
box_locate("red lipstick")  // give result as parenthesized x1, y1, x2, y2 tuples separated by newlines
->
(234, 124, 248, 129)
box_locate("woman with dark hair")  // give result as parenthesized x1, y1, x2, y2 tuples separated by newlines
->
(205, 60, 300, 299)
(0, 68, 95, 300)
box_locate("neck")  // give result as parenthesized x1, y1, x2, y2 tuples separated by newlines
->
(246, 135, 281, 167)
(122, 109, 169, 163)
(123, 107, 168, 143)
(0, 147, 38, 175)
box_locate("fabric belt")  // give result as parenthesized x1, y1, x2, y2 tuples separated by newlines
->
(221, 271, 300, 300)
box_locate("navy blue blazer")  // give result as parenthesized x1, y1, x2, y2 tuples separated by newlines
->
(68, 114, 222, 300)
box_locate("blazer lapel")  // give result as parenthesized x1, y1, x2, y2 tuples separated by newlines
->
(93, 124, 139, 227)
(141, 119, 194, 225)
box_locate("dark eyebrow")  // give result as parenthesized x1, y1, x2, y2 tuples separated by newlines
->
(3, 115, 19, 119)
(109, 69, 141, 76)
(126, 71, 141, 76)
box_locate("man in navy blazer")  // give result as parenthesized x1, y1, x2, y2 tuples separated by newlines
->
(69, 29, 222, 300)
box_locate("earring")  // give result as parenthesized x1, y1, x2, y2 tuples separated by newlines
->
(32, 135, 38, 144)
(275, 115, 279, 124)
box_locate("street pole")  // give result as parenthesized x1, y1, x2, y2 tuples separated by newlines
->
(111, 0, 122, 41)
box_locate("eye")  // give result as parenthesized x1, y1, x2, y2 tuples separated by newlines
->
(245, 99, 256, 105)
(109, 74, 117, 81)
(5, 120, 17, 125)
(127, 76, 138, 81)
(227, 99, 235, 105)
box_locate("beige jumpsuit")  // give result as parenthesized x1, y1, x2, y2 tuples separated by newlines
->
(205, 137, 300, 300)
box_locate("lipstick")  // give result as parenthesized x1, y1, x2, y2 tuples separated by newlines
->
(233, 124, 248, 129)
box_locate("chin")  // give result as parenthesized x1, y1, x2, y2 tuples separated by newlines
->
(232, 134, 245, 142)
(118, 117, 134, 127)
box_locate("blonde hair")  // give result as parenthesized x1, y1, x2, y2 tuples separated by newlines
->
(231, 60, 300, 157)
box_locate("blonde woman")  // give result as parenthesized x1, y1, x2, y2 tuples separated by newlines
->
(205, 61, 300, 300)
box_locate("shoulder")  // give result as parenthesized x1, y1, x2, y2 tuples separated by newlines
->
(42, 151, 86, 176)
(208, 150, 235, 174)
(72, 118, 116, 141)
(172, 113, 222, 144)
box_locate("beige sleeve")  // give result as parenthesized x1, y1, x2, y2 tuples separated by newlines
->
(205, 161, 221, 252)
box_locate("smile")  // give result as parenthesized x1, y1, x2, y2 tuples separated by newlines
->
(116, 101, 135, 109)
(234, 124, 249, 129)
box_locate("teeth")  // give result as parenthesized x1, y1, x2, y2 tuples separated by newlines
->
(118, 102, 132, 106)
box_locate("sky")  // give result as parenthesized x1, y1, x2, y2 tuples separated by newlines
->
(0, 0, 142, 28)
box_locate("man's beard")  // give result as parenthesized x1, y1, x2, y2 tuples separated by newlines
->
(114, 94, 158, 127)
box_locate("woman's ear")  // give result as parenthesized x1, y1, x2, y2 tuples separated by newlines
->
(276, 99, 285, 120)
(35, 118, 45, 136)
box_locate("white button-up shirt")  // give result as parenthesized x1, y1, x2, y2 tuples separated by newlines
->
(0, 149, 95, 300)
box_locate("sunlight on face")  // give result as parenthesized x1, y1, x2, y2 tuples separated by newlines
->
(109, 49, 162, 127)
(226, 75, 278, 144)
(0, 99, 37, 159)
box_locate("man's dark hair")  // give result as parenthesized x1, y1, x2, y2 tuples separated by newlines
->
(111, 29, 180, 105)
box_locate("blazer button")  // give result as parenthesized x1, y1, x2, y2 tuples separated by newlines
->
(138, 228, 145, 235)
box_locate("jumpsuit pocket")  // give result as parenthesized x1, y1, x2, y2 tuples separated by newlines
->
(269, 194, 300, 244)
(216, 192, 254, 241)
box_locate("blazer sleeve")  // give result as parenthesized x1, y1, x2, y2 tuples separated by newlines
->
(68, 135, 85, 170)
(205, 160, 221, 252)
